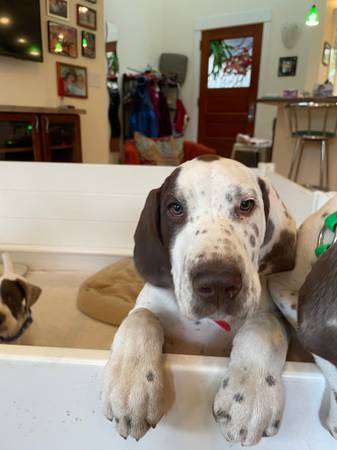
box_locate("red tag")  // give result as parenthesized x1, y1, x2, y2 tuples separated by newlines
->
(215, 320, 231, 333)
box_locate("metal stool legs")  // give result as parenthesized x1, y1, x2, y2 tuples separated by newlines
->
(320, 140, 329, 190)
(289, 138, 330, 190)
(288, 138, 303, 181)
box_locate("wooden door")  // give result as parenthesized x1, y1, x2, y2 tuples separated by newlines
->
(41, 114, 82, 163)
(198, 23, 263, 157)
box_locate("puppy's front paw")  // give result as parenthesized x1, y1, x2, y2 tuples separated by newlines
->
(102, 355, 165, 441)
(213, 366, 284, 446)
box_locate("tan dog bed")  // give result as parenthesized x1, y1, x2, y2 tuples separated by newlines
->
(77, 258, 144, 326)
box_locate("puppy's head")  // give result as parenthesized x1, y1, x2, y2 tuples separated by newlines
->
(298, 241, 337, 365)
(0, 276, 41, 342)
(134, 156, 296, 321)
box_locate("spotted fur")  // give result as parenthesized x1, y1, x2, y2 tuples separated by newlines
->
(103, 157, 296, 444)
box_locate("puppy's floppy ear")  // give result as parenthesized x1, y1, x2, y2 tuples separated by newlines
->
(134, 188, 172, 288)
(297, 242, 337, 365)
(1, 279, 41, 314)
(16, 279, 42, 308)
(258, 177, 297, 275)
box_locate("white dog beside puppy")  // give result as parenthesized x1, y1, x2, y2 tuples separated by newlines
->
(103, 156, 297, 445)
(0, 253, 41, 343)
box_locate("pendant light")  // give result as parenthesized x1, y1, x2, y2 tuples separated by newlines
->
(305, 4, 320, 27)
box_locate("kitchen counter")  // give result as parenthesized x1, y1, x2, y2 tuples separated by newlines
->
(258, 96, 337, 105)
(258, 97, 337, 190)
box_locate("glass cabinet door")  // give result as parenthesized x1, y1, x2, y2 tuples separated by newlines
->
(0, 113, 42, 161)
(41, 114, 82, 163)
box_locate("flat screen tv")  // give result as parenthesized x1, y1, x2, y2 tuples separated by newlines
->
(0, 0, 43, 62)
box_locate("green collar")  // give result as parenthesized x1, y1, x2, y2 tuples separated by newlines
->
(315, 212, 337, 257)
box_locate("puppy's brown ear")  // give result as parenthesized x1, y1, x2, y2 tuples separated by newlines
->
(298, 242, 337, 365)
(258, 177, 297, 275)
(134, 188, 172, 288)
(16, 279, 42, 308)
(1, 279, 41, 312)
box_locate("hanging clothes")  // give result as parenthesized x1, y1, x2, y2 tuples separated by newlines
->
(107, 81, 121, 138)
(157, 89, 172, 137)
(129, 77, 158, 138)
(174, 99, 188, 135)
(173, 84, 189, 135)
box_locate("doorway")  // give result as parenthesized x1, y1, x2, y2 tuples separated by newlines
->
(198, 23, 263, 157)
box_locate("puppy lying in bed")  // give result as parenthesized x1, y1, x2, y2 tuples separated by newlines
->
(269, 195, 337, 439)
(0, 253, 41, 343)
(103, 156, 297, 445)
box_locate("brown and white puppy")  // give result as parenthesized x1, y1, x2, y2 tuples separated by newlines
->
(269, 195, 337, 439)
(0, 253, 41, 343)
(103, 156, 296, 445)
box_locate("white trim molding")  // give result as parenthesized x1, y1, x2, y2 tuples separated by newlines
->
(194, 9, 271, 31)
(192, 9, 272, 142)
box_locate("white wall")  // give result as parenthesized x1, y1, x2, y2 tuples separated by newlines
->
(105, 0, 328, 141)
(104, 0, 164, 75)
(0, 0, 109, 164)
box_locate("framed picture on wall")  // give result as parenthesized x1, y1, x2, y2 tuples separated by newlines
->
(47, 0, 69, 20)
(322, 42, 332, 66)
(57, 62, 88, 99)
(77, 4, 97, 30)
(48, 21, 78, 58)
(82, 31, 96, 58)
(278, 56, 297, 77)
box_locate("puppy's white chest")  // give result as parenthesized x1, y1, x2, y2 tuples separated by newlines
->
(134, 284, 234, 356)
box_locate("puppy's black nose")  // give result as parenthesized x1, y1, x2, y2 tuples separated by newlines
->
(192, 262, 242, 302)
(0, 312, 6, 326)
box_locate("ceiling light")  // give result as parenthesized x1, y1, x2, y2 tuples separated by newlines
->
(305, 4, 320, 27)
(0, 16, 11, 26)
(17, 37, 27, 44)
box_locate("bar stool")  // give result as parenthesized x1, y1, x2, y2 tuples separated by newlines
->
(287, 102, 337, 190)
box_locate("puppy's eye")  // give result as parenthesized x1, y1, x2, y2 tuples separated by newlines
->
(168, 201, 184, 217)
(239, 199, 255, 215)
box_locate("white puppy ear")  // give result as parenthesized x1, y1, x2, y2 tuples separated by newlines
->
(258, 177, 297, 275)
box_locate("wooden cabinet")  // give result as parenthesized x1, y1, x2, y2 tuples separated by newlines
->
(41, 114, 82, 163)
(0, 108, 84, 163)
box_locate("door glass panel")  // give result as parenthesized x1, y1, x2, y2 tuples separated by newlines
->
(208, 37, 254, 89)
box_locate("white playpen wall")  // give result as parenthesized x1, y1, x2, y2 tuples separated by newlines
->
(0, 162, 333, 269)
(0, 162, 335, 450)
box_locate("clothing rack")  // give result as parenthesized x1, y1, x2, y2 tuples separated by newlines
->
(122, 71, 181, 141)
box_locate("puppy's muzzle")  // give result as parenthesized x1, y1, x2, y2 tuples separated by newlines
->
(191, 261, 242, 304)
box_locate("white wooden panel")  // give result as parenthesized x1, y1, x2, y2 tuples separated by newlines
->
(0, 191, 145, 222)
(0, 218, 137, 250)
(0, 161, 327, 256)
(0, 345, 334, 450)
(267, 172, 316, 225)
(0, 162, 173, 194)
